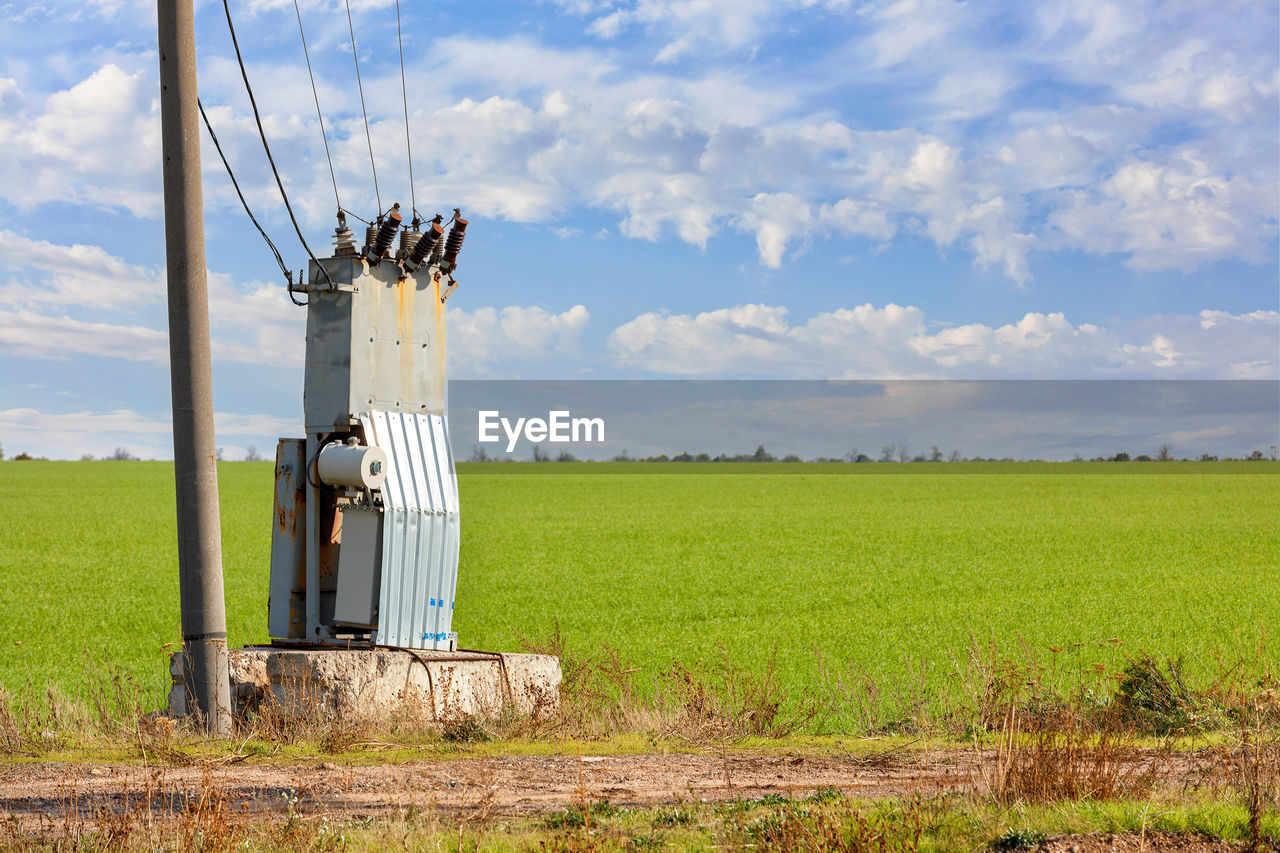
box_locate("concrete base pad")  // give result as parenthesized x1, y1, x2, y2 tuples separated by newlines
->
(169, 647, 561, 724)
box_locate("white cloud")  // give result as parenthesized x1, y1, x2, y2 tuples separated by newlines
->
(1049, 153, 1275, 271)
(240, 0, 395, 12)
(0, 233, 306, 366)
(608, 304, 1280, 378)
(0, 64, 162, 215)
(0, 232, 586, 380)
(994, 125, 1099, 191)
(446, 304, 590, 376)
(1, 0, 154, 24)
(563, 0, 853, 62)
(738, 192, 813, 269)
(881, 138, 1035, 283)
(1, 0, 1276, 282)
(862, 0, 968, 69)
(0, 407, 299, 460)
(608, 304, 799, 375)
(0, 229, 161, 308)
(0, 309, 169, 362)
(206, 272, 306, 366)
(819, 199, 895, 244)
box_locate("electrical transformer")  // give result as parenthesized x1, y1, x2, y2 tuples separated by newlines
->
(268, 208, 468, 650)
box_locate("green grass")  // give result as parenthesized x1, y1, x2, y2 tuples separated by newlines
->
(0, 460, 1276, 706)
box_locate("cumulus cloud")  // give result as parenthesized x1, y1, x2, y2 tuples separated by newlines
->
(5, 0, 1276, 280)
(608, 304, 1280, 379)
(0, 65, 162, 215)
(538, 0, 1276, 274)
(0, 309, 170, 363)
(206, 272, 306, 366)
(0, 231, 594, 378)
(0, 233, 306, 366)
(0, 0, 1274, 310)
(0, 407, 299, 460)
(1048, 153, 1276, 271)
(739, 193, 813, 269)
(0, 230, 161, 308)
(446, 304, 590, 376)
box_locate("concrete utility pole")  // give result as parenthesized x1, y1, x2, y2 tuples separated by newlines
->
(157, 0, 232, 736)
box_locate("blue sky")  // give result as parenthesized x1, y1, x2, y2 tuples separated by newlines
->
(0, 0, 1276, 459)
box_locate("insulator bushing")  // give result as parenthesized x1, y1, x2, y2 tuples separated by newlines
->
(442, 218, 468, 266)
(399, 226, 420, 260)
(370, 205, 402, 260)
(363, 224, 377, 255)
(407, 222, 444, 267)
(333, 224, 357, 256)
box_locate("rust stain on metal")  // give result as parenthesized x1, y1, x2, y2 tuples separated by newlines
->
(278, 504, 298, 539)
(398, 275, 416, 397)
(433, 275, 446, 375)
(328, 506, 343, 545)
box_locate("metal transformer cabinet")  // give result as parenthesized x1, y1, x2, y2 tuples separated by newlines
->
(267, 252, 460, 651)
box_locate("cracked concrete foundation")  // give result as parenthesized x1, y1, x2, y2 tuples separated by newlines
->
(169, 647, 561, 724)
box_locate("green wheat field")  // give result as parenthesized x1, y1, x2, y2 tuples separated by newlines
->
(0, 460, 1275, 705)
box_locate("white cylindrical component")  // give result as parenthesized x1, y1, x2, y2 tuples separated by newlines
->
(317, 442, 388, 490)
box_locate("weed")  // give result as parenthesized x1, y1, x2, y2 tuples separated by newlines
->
(1114, 655, 1204, 735)
(628, 831, 665, 849)
(991, 827, 1047, 849)
(991, 699, 1170, 803)
(441, 717, 491, 743)
(544, 801, 619, 830)
(750, 792, 792, 807)
(652, 806, 695, 826)
(1204, 646, 1280, 852)
(736, 797, 924, 853)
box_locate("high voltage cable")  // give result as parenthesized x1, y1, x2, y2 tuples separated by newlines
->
(197, 97, 300, 303)
(344, 0, 381, 216)
(395, 0, 416, 218)
(294, 0, 341, 212)
(219, 0, 332, 288)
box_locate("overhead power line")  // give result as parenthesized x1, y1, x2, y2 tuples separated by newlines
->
(294, 0, 341, 213)
(395, 0, 416, 218)
(196, 97, 302, 303)
(344, 0, 381, 216)
(219, 0, 332, 288)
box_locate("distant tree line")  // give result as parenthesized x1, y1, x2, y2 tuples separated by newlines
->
(465, 442, 1280, 463)
(2, 439, 1276, 463)
(0, 444, 274, 462)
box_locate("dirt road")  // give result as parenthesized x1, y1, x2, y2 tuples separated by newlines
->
(0, 746, 1215, 822)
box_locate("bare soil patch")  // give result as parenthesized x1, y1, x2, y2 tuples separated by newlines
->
(0, 747, 1214, 823)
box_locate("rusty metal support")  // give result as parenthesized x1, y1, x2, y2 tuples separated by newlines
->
(157, 0, 232, 735)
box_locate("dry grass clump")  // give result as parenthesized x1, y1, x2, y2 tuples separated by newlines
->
(2, 632, 1276, 852)
(1200, 644, 1280, 852)
(988, 696, 1169, 804)
(0, 769, 256, 853)
(517, 623, 818, 744)
(957, 639, 1278, 852)
(0, 653, 156, 758)
(718, 793, 925, 853)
